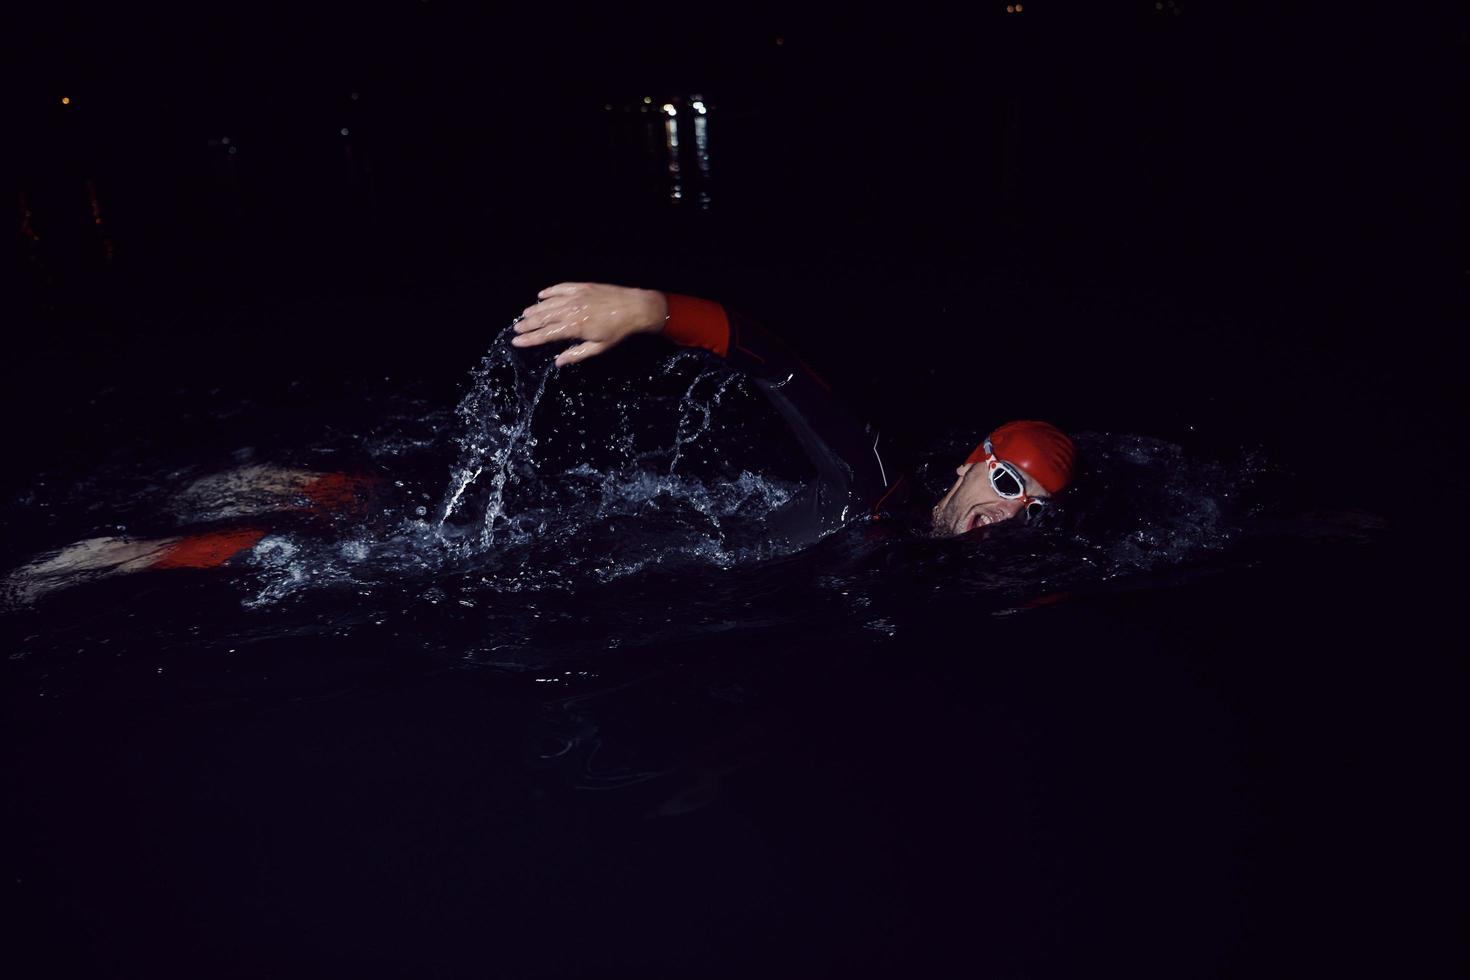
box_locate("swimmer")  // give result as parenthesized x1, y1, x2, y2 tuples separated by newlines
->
(511, 282, 1075, 542)
(6, 285, 1074, 604)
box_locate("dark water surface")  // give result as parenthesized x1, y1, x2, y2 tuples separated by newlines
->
(2, 275, 1451, 977)
(8, 13, 1463, 972)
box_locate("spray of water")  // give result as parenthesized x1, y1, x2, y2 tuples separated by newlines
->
(667, 369, 740, 478)
(438, 330, 557, 549)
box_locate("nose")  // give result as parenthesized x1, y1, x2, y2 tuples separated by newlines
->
(995, 497, 1027, 520)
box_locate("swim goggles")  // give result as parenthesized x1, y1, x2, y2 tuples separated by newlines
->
(985, 455, 1048, 521)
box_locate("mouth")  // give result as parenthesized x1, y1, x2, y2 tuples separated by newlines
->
(965, 509, 997, 534)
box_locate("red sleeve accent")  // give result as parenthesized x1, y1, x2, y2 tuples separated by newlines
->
(662, 293, 730, 358)
(302, 472, 379, 515)
(153, 528, 268, 570)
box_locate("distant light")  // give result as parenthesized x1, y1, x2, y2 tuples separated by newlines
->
(350, 91, 360, 101)
(642, 96, 652, 104)
(1006, 4, 1014, 11)
(60, 96, 71, 105)
(222, 136, 231, 145)
(774, 36, 784, 45)
(228, 146, 238, 155)
(604, 103, 613, 111)
(340, 127, 350, 136)
(692, 100, 707, 114)
(1015, 3, 1023, 9)
(662, 103, 676, 116)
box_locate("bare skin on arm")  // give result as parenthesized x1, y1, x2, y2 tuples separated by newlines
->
(4, 466, 377, 606)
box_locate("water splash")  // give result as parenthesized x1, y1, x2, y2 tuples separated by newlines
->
(1067, 431, 1267, 575)
(438, 328, 557, 549)
(420, 334, 802, 572)
(668, 369, 740, 477)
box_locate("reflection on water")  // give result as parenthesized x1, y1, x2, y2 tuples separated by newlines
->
(664, 115, 682, 203)
(694, 115, 711, 209)
(644, 99, 712, 208)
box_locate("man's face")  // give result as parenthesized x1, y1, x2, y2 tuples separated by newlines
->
(930, 458, 1049, 537)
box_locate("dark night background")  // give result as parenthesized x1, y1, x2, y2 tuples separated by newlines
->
(5, 3, 1466, 977)
(12, 3, 1464, 469)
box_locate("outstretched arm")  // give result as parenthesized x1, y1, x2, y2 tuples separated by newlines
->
(4, 530, 268, 606)
(513, 281, 819, 381)
(5, 467, 380, 606)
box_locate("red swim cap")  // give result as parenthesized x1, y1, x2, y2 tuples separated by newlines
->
(964, 420, 1076, 495)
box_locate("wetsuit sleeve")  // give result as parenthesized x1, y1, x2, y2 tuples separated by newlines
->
(153, 528, 268, 569)
(662, 294, 730, 357)
(662, 293, 903, 536)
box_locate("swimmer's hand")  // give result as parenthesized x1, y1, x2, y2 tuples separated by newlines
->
(511, 282, 668, 367)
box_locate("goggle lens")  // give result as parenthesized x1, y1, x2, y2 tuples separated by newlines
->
(987, 457, 1050, 522)
(988, 461, 1025, 498)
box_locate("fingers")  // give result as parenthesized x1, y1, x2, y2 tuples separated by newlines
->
(537, 282, 588, 300)
(554, 341, 607, 367)
(512, 296, 577, 347)
(510, 322, 572, 347)
(516, 296, 571, 330)
(514, 318, 564, 345)
(511, 284, 619, 361)
(508, 314, 582, 348)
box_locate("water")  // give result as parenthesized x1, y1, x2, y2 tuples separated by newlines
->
(9, 8, 1455, 968)
(1, 297, 1432, 978)
(2, 314, 1291, 685)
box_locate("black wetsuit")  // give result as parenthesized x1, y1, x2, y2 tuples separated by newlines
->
(663, 294, 910, 548)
